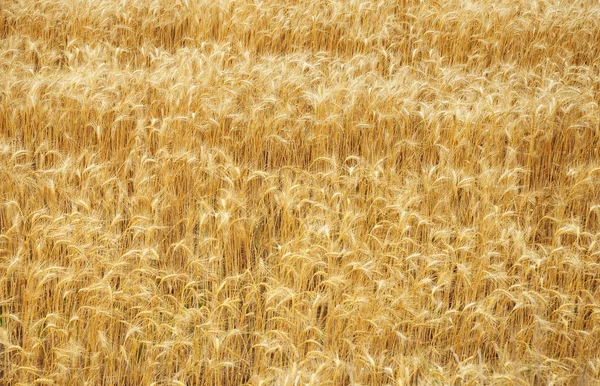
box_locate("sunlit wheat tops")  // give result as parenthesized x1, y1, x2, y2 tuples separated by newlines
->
(1, 0, 600, 384)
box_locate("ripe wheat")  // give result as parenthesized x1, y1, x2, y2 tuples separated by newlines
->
(1, 0, 600, 384)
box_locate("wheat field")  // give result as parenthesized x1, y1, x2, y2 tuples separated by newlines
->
(1, 0, 600, 384)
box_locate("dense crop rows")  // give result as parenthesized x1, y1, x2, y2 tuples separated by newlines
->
(1, 0, 600, 384)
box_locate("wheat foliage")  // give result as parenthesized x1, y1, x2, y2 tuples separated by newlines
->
(1, 0, 600, 384)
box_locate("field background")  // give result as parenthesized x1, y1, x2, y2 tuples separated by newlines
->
(1, 0, 600, 384)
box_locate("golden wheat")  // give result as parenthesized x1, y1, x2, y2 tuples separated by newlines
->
(1, 0, 600, 384)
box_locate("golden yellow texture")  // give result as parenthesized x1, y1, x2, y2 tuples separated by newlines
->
(1, 0, 600, 384)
